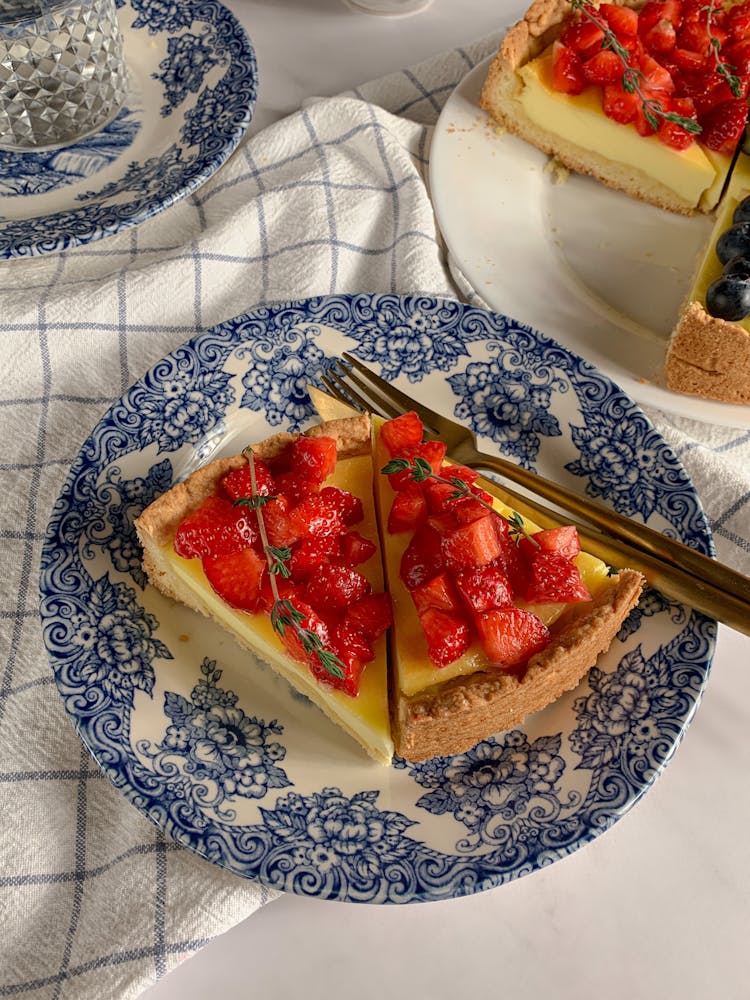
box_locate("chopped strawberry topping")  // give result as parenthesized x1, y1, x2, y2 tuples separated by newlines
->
(290, 435, 337, 484)
(305, 564, 371, 611)
(525, 550, 593, 605)
(388, 481, 428, 533)
(532, 525, 582, 561)
(337, 530, 376, 566)
(343, 592, 393, 640)
(699, 97, 748, 152)
(441, 514, 502, 571)
(552, 41, 587, 95)
(411, 571, 463, 615)
(319, 485, 364, 526)
(454, 564, 513, 614)
(418, 608, 472, 667)
(475, 609, 551, 669)
(221, 458, 275, 502)
(380, 410, 423, 455)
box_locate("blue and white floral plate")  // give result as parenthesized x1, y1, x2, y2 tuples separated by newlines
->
(40, 294, 716, 903)
(0, 0, 257, 259)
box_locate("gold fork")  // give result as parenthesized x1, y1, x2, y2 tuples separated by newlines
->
(318, 353, 750, 637)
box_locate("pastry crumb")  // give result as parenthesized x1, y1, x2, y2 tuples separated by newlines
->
(544, 156, 570, 184)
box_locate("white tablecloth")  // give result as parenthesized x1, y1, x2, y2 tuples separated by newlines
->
(1, 30, 748, 1000)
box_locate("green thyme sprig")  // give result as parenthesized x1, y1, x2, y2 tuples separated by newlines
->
(381, 457, 539, 547)
(236, 447, 345, 680)
(570, 0, 702, 134)
(704, 3, 743, 97)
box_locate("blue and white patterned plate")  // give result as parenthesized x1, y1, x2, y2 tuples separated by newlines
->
(0, 0, 257, 259)
(40, 294, 716, 903)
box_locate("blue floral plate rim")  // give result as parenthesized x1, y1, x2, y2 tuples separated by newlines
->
(39, 293, 716, 903)
(0, 0, 258, 259)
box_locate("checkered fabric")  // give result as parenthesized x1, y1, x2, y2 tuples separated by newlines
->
(1, 30, 748, 1000)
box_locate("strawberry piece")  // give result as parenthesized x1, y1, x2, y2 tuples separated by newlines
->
(727, 2, 750, 42)
(258, 574, 304, 613)
(221, 458, 275, 502)
(277, 599, 331, 666)
(721, 39, 750, 77)
(602, 81, 641, 123)
(551, 41, 586, 95)
(321, 624, 369, 696)
(439, 462, 479, 486)
(532, 525, 581, 561)
(423, 478, 460, 515)
(344, 592, 393, 640)
(476, 609, 551, 669)
(288, 494, 345, 540)
(454, 564, 513, 614)
(418, 607, 472, 667)
(387, 440, 448, 490)
(441, 514, 502, 571)
(289, 534, 342, 579)
(670, 44, 708, 72)
(583, 49, 624, 85)
(411, 571, 462, 615)
(262, 495, 299, 548)
(305, 564, 371, 611)
(202, 547, 265, 612)
(525, 550, 593, 604)
(560, 19, 605, 53)
(400, 523, 445, 590)
(677, 18, 713, 54)
(643, 18, 678, 55)
(699, 97, 748, 153)
(290, 435, 337, 484)
(380, 411, 424, 456)
(639, 52, 675, 93)
(337, 530, 376, 566)
(453, 496, 490, 525)
(274, 472, 320, 506)
(600, 2, 639, 36)
(658, 96, 698, 149)
(388, 481, 428, 533)
(319, 485, 363, 526)
(174, 495, 258, 559)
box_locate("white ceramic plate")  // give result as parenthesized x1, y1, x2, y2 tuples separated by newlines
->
(429, 57, 750, 428)
(0, 0, 257, 258)
(40, 294, 715, 902)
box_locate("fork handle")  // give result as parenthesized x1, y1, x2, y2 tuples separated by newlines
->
(477, 472, 750, 637)
(470, 449, 750, 608)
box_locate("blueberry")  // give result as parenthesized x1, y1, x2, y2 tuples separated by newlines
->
(724, 256, 750, 279)
(733, 196, 750, 225)
(705, 275, 750, 321)
(716, 222, 750, 264)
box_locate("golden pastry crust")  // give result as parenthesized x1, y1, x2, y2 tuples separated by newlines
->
(665, 301, 750, 404)
(392, 568, 644, 761)
(478, 0, 708, 215)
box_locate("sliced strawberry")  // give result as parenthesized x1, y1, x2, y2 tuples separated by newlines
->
(202, 547, 265, 612)
(343, 592, 393, 640)
(658, 96, 698, 148)
(583, 48, 624, 85)
(411, 571, 462, 615)
(670, 44, 709, 72)
(321, 625, 369, 696)
(454, 564, 513, 614)
(274, 471, 319, 506)
(560, 19, 605, 53)
(337, 530, 376, 566)
(380, 411, 424, 456)
(551, 41, 587, 95)
(452, 496, 490, 525)
(305, 564, 371, 611)
(418, 607, 472, 667)
(290, 435, 337, 484)
(387, 440, 448, 490)
(600, 2, 639, 36)
(277, 599, 331, 667)
(639, 52, 675, 93)
(423, 478, 460, 515)
(476, 608, 551, 669)
(699, 97, 747, 153)
(258, 573, 304, 613)
(262, 495, 299, 548)
(319, 485, 363, 526)
(727, 2, 750, 42)
(174, 495, 258, 559)
(639, 0, 684, 34)
(438, 462, 479, 486)
(388, 481, 428, 533)
(400, 523, 445, 590)
(602, 81, 641, 123)
(289, 534, 342, 579)
(525, 550, 592, 604)
(643, 17, 678, 55)
(677, 18, 713, 55)
(288, 494, 345, 540)
(221, 458, 275, 503)
(532, 525, 581, 561)
(441, 514, 502, 571)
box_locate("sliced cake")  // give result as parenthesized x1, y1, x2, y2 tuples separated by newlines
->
(479, 0, 750, 215)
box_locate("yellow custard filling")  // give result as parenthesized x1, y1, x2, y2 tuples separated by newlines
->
(373, 434, 613, 699)
(517, 48, 728, 211)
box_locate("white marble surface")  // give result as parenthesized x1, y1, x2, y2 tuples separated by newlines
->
(143, 3, 750, 997)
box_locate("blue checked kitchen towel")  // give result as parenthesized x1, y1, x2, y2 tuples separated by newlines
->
(1, 28, 749, 1000)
